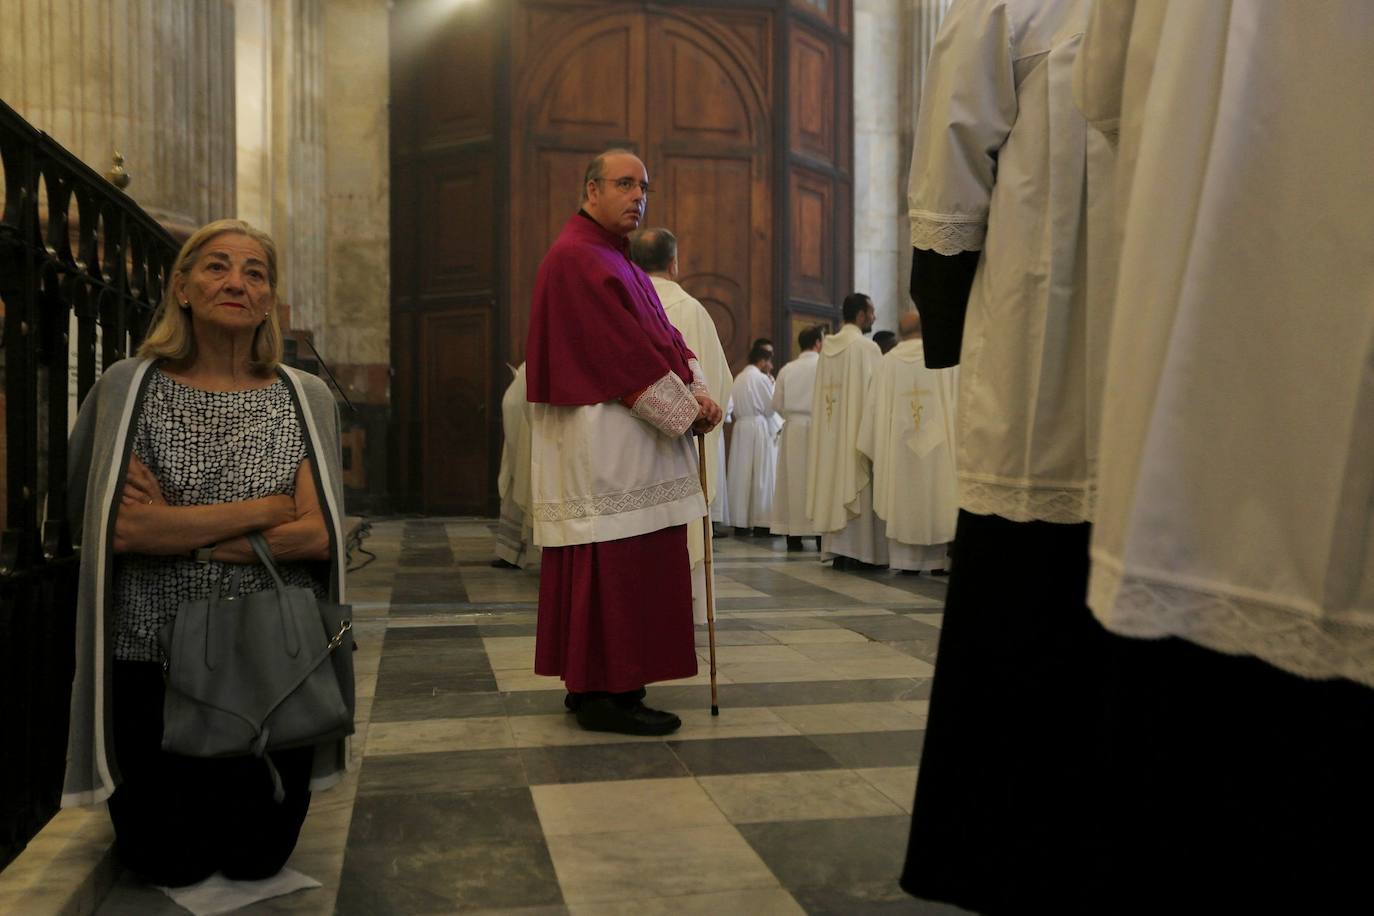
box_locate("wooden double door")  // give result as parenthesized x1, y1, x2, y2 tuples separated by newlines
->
(390, 0, 852, 514)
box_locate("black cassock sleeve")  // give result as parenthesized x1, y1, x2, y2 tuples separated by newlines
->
(909, 246, 981, 369)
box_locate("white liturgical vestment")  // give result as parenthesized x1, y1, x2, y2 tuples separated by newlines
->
(857, 339, 958, 571)
(495, 363, 540, 568)
(726, 365, 781, 529)
(1076, 0, 1374, 686)
(770, 350, 820, 536)
(909, 0, 1110, 525)
(806, 324, 887, 565)
(653, 276, 732, 624)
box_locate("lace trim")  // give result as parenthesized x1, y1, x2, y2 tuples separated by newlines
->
(959, 477, 1093, 524)
(909, 212, 986, 256)
(630, 371, 698, 437)
(687, 357, 708, 397)
(533, 475, 700, 523)
(1090, 558, 1374, 687)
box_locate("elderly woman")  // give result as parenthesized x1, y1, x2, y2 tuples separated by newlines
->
(63, 219, 349, 886)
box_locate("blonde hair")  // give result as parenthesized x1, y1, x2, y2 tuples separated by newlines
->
(138, 218, 284, 371)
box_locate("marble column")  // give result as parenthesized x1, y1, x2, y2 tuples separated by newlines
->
(0, 0, 237, 235)
(853, 0, 954, 332)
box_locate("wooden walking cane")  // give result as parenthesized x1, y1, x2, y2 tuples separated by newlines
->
(696, 433, 720, 716)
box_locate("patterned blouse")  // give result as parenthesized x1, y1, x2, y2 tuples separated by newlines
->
(112, 370, 325, 662)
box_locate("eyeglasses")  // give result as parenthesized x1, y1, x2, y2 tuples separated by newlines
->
(595, 177, 652, 195)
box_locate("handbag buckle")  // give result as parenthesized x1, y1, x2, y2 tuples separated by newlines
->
(328, 619, 353, 649)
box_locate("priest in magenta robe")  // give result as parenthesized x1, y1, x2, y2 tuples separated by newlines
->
(525, 149, 723, 736)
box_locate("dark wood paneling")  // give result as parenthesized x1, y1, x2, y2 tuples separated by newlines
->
(421, 156, 496, 296)
(789, 23, 835, 163)
(420, 308, 492, 513)
(790, 166, 833, 306)
(415, 3, 497, 147)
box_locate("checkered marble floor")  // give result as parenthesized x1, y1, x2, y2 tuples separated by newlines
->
(98, 519, 970, 916)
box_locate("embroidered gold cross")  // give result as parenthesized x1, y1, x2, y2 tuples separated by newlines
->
(909, 387, 932, 432)
(822, 384, 842, 421)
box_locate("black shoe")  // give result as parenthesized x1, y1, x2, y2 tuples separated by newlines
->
(734, 526, 750, 537)
(752, 526, 774, 538)
(786, 536, 803, 552)
(930, 568, 949, 577)
(713, 523, 732, 538)
(490, 558, 519, 569)
(813, 536, 823, 551)
(575, 698, 682, 736)
(564, 692, 581, 712)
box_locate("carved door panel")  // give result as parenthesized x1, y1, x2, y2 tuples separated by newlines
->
(511, 6, 771, 375)
(419, 308, 491, 511)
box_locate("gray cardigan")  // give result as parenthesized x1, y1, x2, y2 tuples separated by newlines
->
(63, 358, 351, 806)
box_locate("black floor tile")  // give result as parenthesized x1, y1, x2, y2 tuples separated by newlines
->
(385, 624, 483, 643)
(722, 678, 932, 707)
(794, 885, 972, 915)
(828, 616, 943, 642)
(887, 638, 941, 663)
(807, 730, 924, 768)
(481, 623, 540, 638)
(336, 840, 563, 914)
(502, 689, 572, 717)
(356, 748, 528, 796)
(375, 651, 498, 697)
(370, 689, 507, 722)
(339, 787, 563, 912)
(737, 815, 912, 894)
(520, 742, 689, 785)
(667, 735, 843, 776)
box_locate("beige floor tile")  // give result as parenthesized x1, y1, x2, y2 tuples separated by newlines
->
(655, 670, 735, 688)
(717, 659, 843, 684)
(825, 656, 936, 678)
(790, 641, 910, 662)
(672, 706, 800, 741)
(569, 887, 805, 916)
(694, 644, 813, 664)
(482, 635, 538, 670)
(363, 716, 515, 756)
(464, 579, 542, 603)
(856, 766, 919, 813)
(511, 714, 663, 747)
(771, 700, 927, 734)
(711, 576, 770, 598)
(776, 565, 926, 603)
(697, 769, 904, 823)
(546, 825, 777, 903)
(532, 777, 729, 836)
(763, 627, 869, 644)
(495, 670, 566, 692)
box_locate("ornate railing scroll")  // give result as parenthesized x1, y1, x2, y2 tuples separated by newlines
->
(0, 98, 177, 871)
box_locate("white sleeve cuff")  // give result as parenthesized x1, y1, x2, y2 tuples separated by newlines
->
(909, 211, 987, 255)
(630, 371, 699, 437)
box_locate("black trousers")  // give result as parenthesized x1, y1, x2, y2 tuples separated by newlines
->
(107, 661, 314, 887)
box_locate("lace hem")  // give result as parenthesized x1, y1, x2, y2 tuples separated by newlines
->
(909, 211, 986, 256)
(1090, 557, 1374, 688)
(959, 477, 1093, 524)
(533, 475, 700, 523)
(687, 358, 709, 397)
(630, 371, 698, 437)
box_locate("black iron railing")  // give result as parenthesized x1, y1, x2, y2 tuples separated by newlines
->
(0, 98, 177, 871)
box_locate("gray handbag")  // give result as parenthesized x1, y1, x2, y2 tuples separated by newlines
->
(158, 532, 354, 799)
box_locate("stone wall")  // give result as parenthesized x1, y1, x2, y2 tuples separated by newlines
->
(853, 0, 954, 335)
(0, 0, 238, 233)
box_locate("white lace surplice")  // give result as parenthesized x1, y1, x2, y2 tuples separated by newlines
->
(909, 0, 1111, 524)
(529, 370, 707, 548)
(1079, 1, 1374, 685)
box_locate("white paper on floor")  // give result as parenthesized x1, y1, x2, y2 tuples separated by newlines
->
(155, 868, 321, 915)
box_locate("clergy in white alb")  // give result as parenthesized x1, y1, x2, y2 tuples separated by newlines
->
(770, 325, 824, 547)
(1073, 3, 1374, 909)
(493, 362, 540, 569)
(900, 1, 1113, 911)
(725, 345, 781, 531)
(857, 313, 957, 573)
(805, 293, 887, 569)
(631, 226, 733, 624)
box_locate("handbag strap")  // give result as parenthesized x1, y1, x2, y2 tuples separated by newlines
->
(247, 531, 302, 658)
(247, 532, 290, 592)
